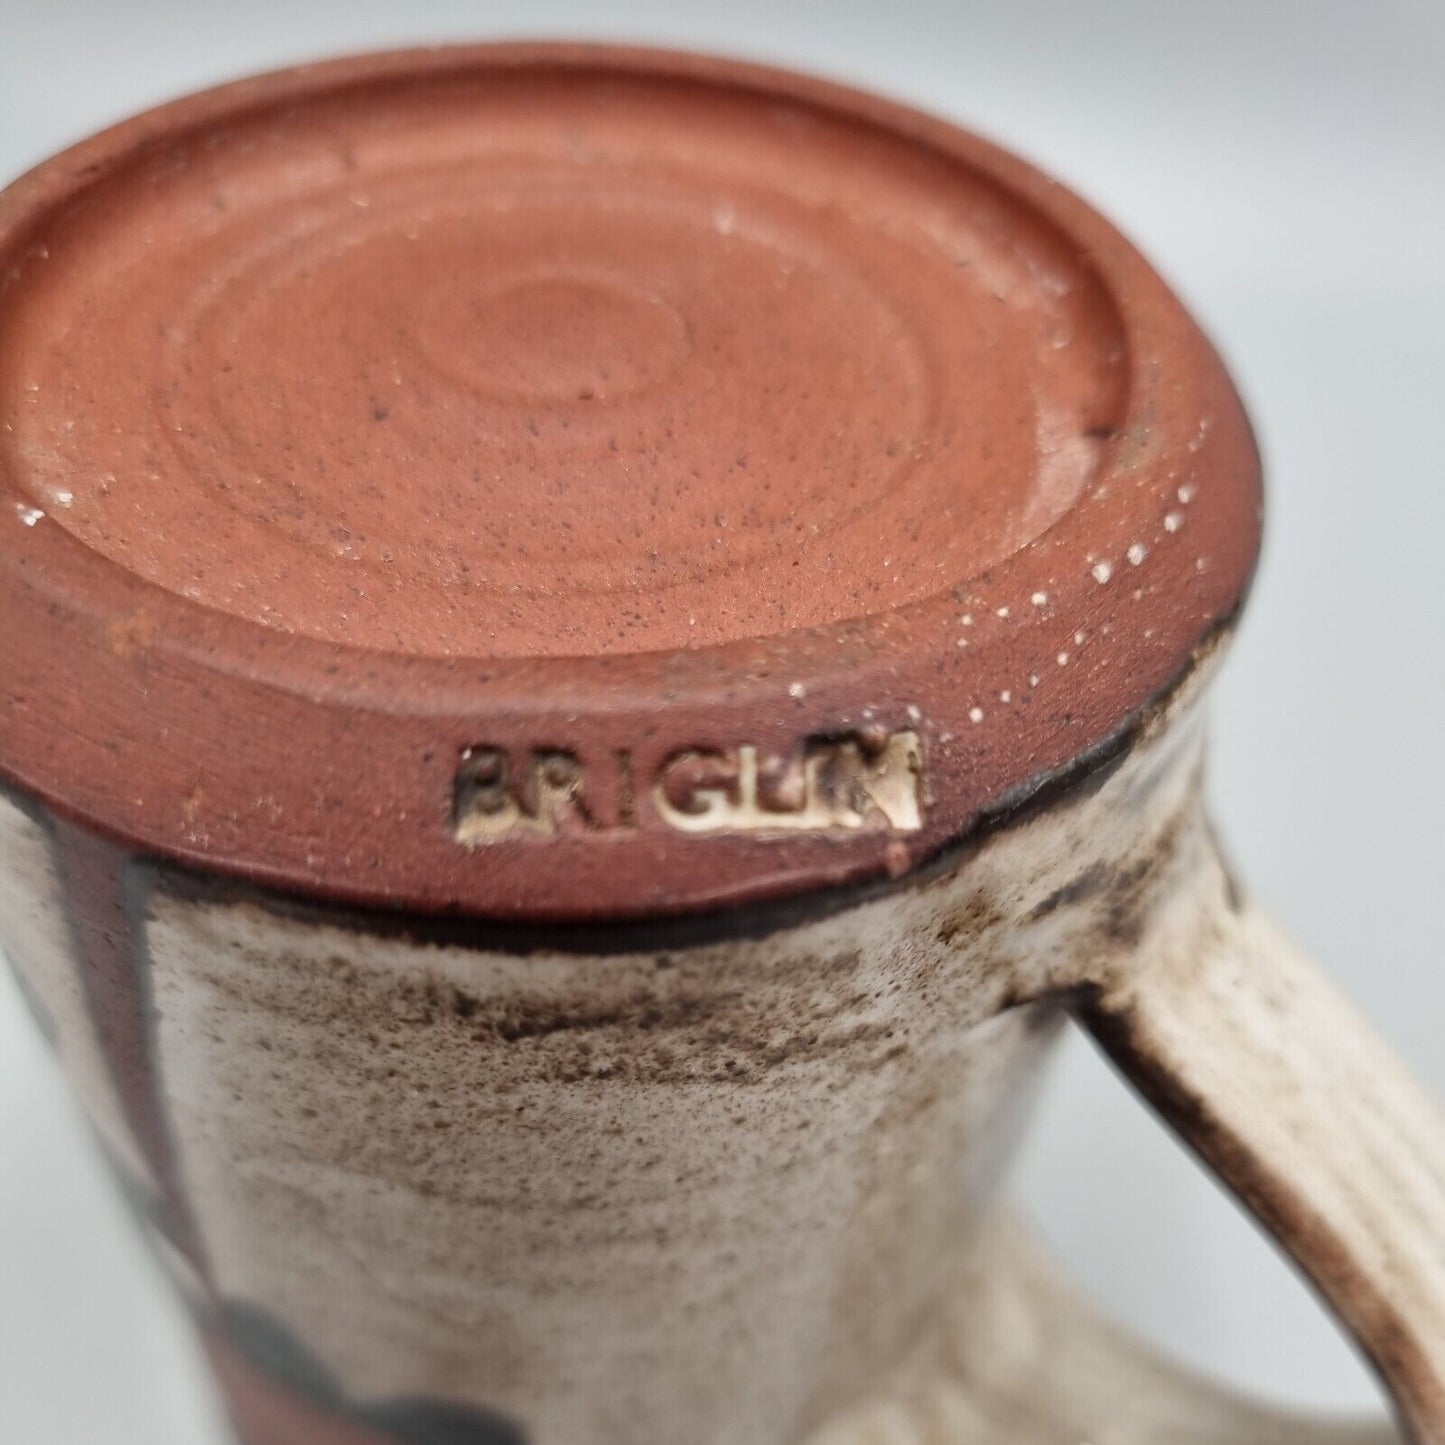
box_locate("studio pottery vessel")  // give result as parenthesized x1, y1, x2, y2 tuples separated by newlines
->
(1, 44, 1443, 1445)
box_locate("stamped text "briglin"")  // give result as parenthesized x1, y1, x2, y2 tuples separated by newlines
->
(452, 730, 924, 845)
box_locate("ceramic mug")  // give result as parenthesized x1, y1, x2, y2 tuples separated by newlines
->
(0, 45, 1441, 1445)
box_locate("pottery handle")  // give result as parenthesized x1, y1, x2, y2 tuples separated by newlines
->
(1076, 877, 1445, 1445)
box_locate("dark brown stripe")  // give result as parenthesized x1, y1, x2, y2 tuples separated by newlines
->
(50, 816, 207, 1273)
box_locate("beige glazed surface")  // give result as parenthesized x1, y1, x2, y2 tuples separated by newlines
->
(6, 647, 1444, 1445)
(0, 654, 1214, 1444)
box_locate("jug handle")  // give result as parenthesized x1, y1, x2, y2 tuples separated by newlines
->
(1065, 869, 1445, 1444)
(807, 838, 1445, 1445)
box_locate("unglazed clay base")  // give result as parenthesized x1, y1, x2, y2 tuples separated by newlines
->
(4, 66, 1124, 660)
(0, 45, 1259, 920)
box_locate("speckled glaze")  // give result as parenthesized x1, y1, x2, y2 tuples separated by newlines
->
(0, 657, 1211, 1445)
(1, 43, 1442, 1445)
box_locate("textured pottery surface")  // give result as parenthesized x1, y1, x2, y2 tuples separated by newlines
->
(1, 43, 1442, 1445)
(0, 44, 1259, 918)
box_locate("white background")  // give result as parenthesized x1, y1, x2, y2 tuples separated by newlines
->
(2, 2, 1443, 1439)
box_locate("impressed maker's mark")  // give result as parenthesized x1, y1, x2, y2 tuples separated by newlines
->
(453, 731, 924, 846)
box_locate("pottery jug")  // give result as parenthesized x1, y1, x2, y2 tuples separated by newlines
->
(1, 44, 1442, 1445)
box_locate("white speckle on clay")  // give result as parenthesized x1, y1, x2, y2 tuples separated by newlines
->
(1195, 557, 1209, 572)
(1126, 542, 1148, 566)
(995, 606, 1010, 619)
(1028, 673, 1040, 687)
(960, 613, 973, 626)
(1056, 652, 1069, 667)
(49, 488, 73, 508)
(1132, 588, 1144, 601)
(1030, 592, 1048, 607)
(969, 706, 985, 724)
(1091, 561, 1113, 584)
(956, 637, 969, 648)
(999, 690, 1012, 703)
(788, 682, 806, 699)
(1177, 484, 1197, 504)
(1164, 512, 1184, 533)
(907, 704, 922, 723)
(14, 504, 43, 527)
